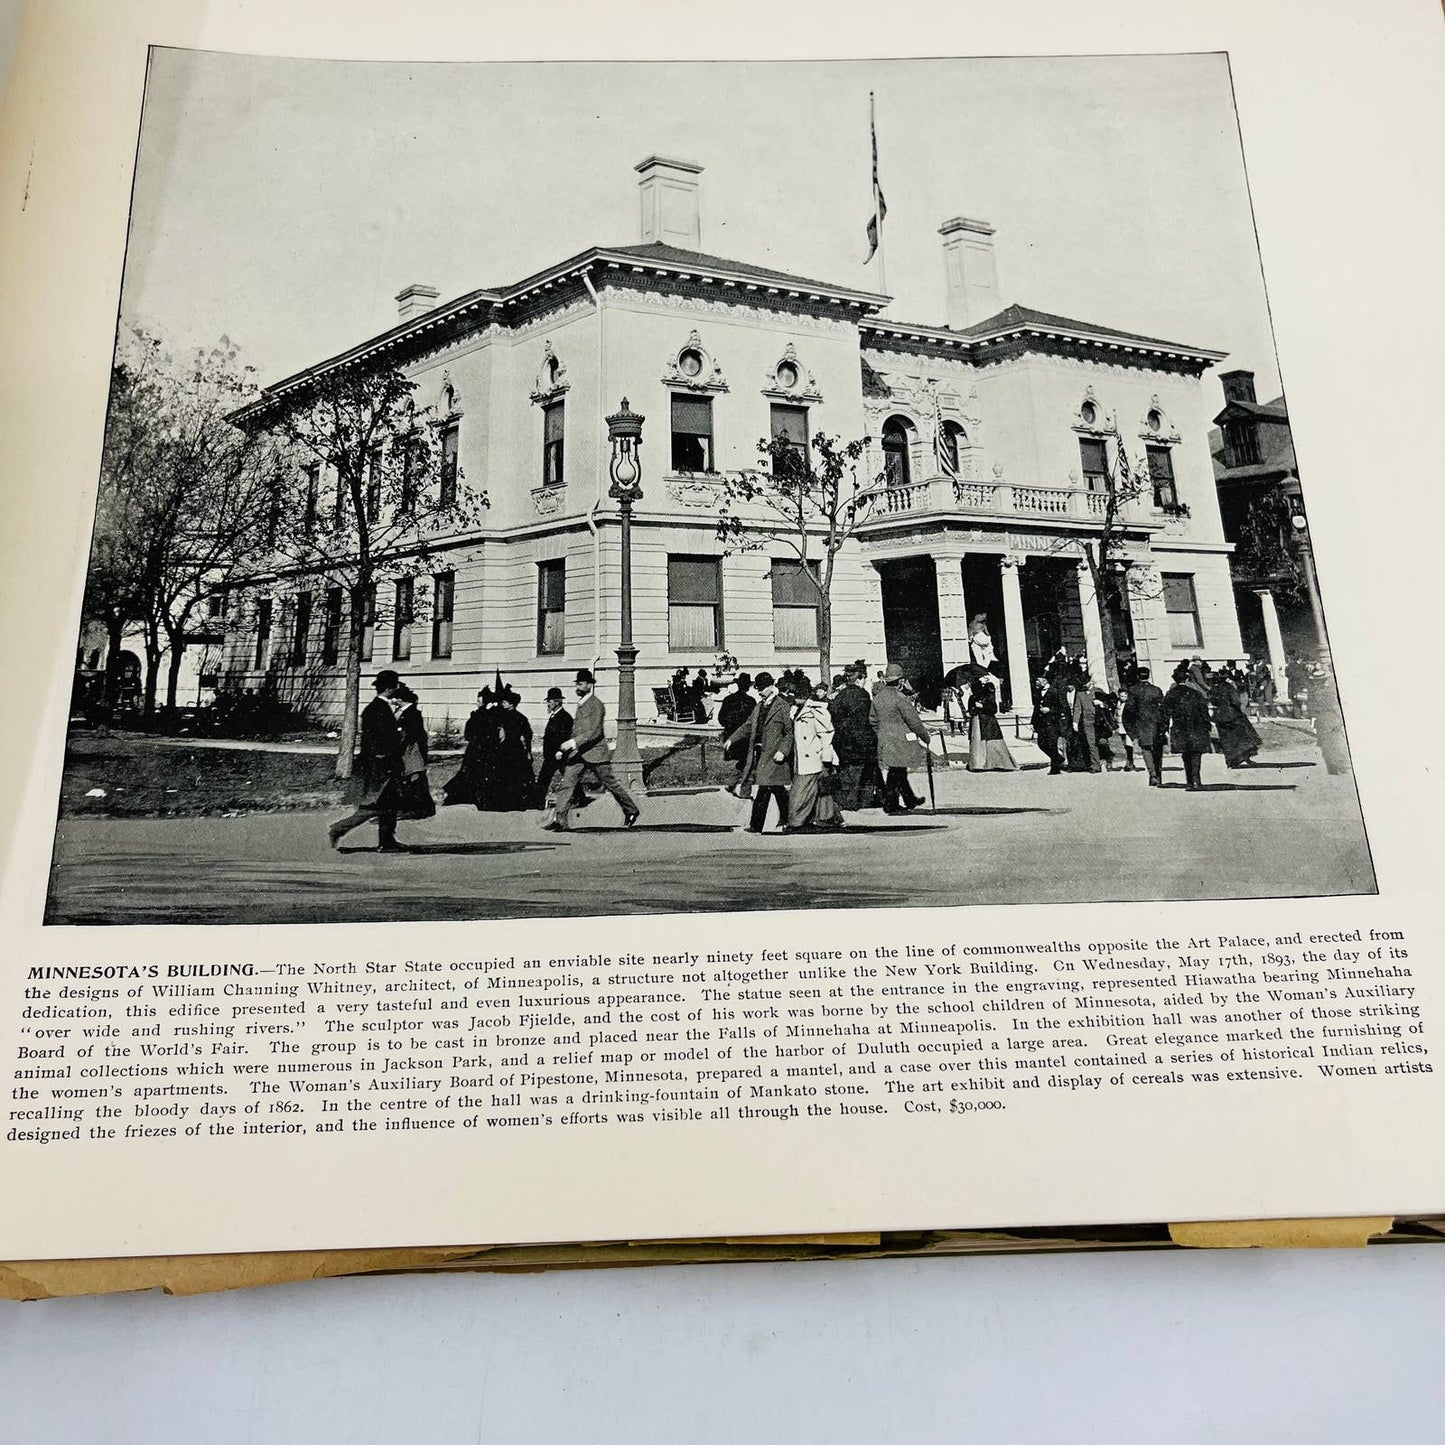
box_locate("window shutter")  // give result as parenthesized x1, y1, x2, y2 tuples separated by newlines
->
(769, 404, 808, 447)
(1162, 573, 1195, 612)
(540, 560, 566, 610)
(1079, 438, 1108, 475)
(1147, 445, 1174, 482)
(668, 556, 721, 605)
(544, 401, 565, 442)
(671, 394, 712, 434)
(771, 559, 820, 607)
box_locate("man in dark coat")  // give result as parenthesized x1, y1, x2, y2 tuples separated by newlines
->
(546, 668, 641, 830)
(1121, 666, 1167, 786)
(740, 672, 794, 832)
(829, 662, 879, 808)
(869, 664, 928, 813)
(717, 674, 757, 793)
(1164, 660, 1214, 791)
(535, 686, 573, 802)
(329, 669, 406, 851)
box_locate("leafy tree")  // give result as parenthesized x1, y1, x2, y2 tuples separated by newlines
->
(715, 432, 882, 685)
(239, 361, 488, 778)
(85, 329, 272, 716)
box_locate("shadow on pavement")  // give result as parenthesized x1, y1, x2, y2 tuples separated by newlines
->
(346, 841, 561, 856)
(926, 805, 1064, 817)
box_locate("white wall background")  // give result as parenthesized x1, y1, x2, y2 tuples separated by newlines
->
(4, 1246, 1445, 1443)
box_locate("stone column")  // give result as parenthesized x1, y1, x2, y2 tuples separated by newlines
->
(999, 555, 1033, 713)
(934, 555, 970, 672)
(1254, 587, 1288, 696)
(1076, 559, 1107, 687)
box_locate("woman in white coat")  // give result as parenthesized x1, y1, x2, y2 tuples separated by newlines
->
(788, 681, 843, 832)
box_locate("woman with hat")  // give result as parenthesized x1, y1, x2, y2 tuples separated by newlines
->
(964, 666, 1017, 772)
(869, 663, 928, 813)
(787, 676, 843, 832)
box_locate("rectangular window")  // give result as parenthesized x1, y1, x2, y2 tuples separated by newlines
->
(1224, 420, 1261, 468)
(398, 443, 418, 517)
(322, 587, 343, 666)
(366, 447, 383, 522)
(769, 403, 809, 477)
(392, 578, 414, 662)
(432, 569, 455, 659)
(292, 592, 313, 666)
(668, 555, 722, 651)
(1147, 444, 1178, 508)
(1162, 572, 1203, 649)
(670, 394, 714, 473)
(771, 558, 820, 649)
(537, 559, 566, 655)
(542, 400, 565, 488)
(358, 585, 376, 664)
(207, 588, 228, 619)
(1079, 437, 1109, 492)
(333, 467, 347, 531)
(303, 464, 319, 535)
(440, 422, 459, 507)
(254, 597, 273, 671)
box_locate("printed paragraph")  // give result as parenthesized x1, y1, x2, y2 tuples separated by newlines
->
(5, 925, 1426, 1144)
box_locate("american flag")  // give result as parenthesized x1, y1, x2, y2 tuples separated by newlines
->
(864, 93, 887, 265)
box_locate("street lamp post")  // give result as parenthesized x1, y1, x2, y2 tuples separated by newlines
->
(1284, 478, 1328, 655)
(607, 398, 645, 793)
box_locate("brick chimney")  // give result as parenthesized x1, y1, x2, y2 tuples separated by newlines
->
(636, 156, 703, 251)
(395, 284, 440, 324)
(1219, 369, 1258, 405)
(939, 217, 1000, 329)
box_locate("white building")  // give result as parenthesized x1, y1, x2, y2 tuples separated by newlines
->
(217, 156, 1242, 724)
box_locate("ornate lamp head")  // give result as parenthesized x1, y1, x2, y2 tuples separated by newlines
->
(607, 398, 645, 502)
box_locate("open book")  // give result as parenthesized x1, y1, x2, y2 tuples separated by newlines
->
(0, 0, 1441, 1287)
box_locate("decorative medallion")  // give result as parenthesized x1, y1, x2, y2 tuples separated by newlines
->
(531, 485, 565, 516)
(1137, 395, 1181, 444)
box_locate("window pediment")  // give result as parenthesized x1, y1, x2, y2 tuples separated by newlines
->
(1138, 394, 1181, 444)
(1072, 385, 1117, 436)
(529, 341, 569, 405)
(662, 330, 729, 393)
(762, 342, 823, 403)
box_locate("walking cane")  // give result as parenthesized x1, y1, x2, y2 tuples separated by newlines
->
(925, 736, 938, 814)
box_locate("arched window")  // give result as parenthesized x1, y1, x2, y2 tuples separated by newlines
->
(939, 420, 967, 476)
(882, 416, 913, 488)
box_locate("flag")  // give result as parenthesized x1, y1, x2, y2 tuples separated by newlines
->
(864, 93, 887, 264)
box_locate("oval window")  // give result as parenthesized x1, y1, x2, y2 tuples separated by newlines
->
(679, 349, 703, 378)
(1080, 400, 1097, 426)
(776, 361, 799, 390)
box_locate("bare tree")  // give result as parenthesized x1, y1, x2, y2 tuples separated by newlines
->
(239, 361, 488, 778)
(716, 432, 882, 684)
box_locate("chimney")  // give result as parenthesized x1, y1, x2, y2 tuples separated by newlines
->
(635, 156, 704, 251)
(1219, 369, 1258, 405)
(939, 217, 1000, 329)
(395, 284, 440, 324)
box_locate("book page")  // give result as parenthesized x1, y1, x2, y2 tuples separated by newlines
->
(0, 0, 1441, 1262)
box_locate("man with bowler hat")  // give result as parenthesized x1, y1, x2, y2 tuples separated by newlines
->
(545, 668, 641, 830)
(535, 685, 574, 804)
(328, 669, 407, 851)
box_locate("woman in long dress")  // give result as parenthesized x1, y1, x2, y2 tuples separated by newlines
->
(492, 687, 537, 810)
(1209, 668, 1262, 768)
(442, 687, 495, 807)
(966, 670, 1017, 772)
(788, 681, 843, 831)
(390, 685, 435, 821)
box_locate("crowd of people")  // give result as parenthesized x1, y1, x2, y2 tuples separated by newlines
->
(326, 639, 1331, 850)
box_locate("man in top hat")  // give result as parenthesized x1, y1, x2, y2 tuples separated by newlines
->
(545, 668, 641, 830)
(869, 663, 928, 813)
(534, 686, 573, 803)
(329, 669, 407, 851)
(829, 660, 879, 810)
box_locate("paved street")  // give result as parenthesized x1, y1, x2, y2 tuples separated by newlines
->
(45, 741, 1374, 925)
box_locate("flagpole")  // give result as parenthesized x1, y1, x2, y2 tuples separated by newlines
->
(871, 92, 888, 297)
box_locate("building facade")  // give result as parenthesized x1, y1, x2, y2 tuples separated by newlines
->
(1209, 369, 1320, 683)
(213, 156, 1243, 726)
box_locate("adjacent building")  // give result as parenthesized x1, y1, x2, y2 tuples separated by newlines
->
(213, 156, 1244, 725)
(1209, 369, 1320, 682)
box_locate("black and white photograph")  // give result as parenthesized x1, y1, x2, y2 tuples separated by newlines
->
(47, 49, 1374, 925)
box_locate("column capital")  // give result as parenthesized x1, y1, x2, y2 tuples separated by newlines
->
(1000, 553, 1023, 571)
